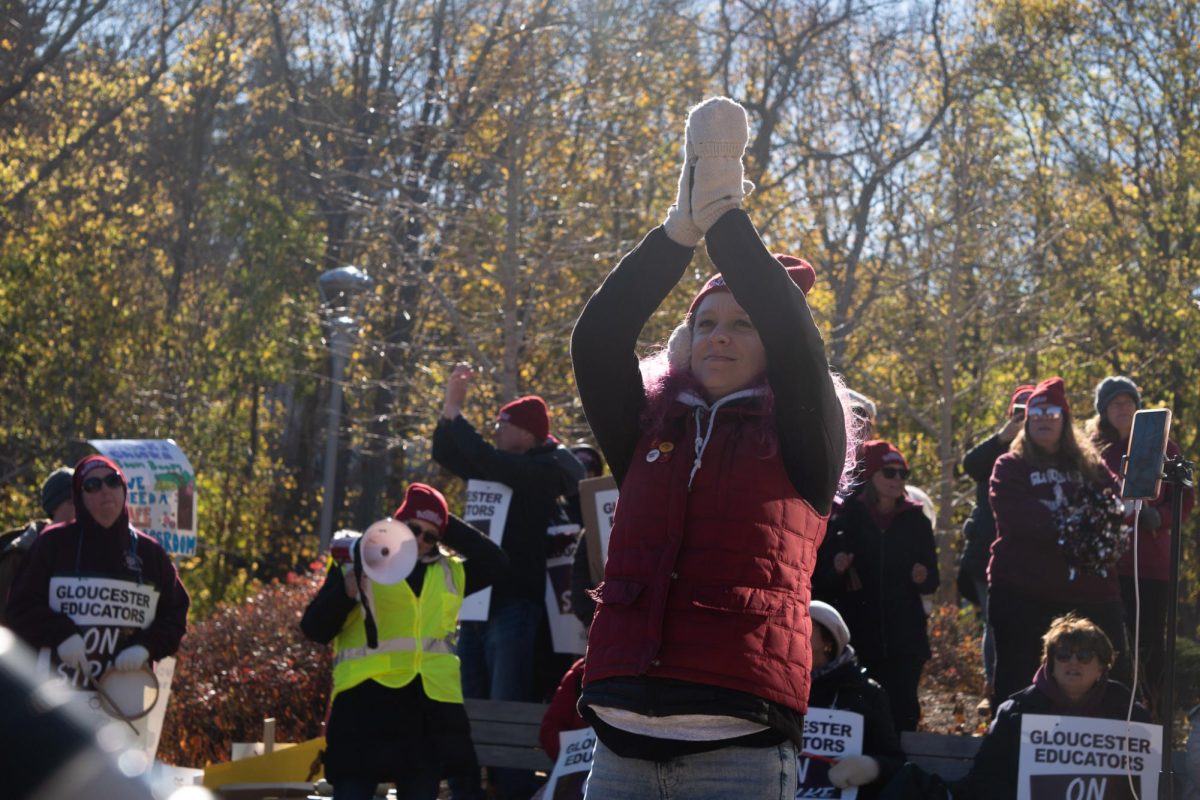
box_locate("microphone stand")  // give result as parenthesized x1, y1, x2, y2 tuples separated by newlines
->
(1160, 455, 1193, 800)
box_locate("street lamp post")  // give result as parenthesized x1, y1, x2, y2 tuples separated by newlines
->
(317, 266, 373, 552)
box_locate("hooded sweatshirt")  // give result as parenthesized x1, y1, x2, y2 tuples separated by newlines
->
(6, 455, 190, 683)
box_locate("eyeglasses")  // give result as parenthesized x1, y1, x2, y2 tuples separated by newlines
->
(413, 529, 439, 545)
(1053, 648, 1097, 664)
(1027, 405, 1063, 420)
(82, 473, 125, 493)
(879, 467, 909, 480)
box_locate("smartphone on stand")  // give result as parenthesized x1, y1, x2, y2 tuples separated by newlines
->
(1121, 408, 1171, 500)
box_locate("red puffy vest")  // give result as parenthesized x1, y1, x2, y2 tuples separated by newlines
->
(583, 396, 828, 713)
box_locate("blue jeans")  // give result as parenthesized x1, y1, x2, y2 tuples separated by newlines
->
(584, 739, 798, 800)
(974, 577, 996, 685)
(451, 599, 544, 800)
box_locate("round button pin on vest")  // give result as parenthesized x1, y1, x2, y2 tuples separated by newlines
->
(646, 449, 660, 463)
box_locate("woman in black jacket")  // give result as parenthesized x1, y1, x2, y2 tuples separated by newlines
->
(814, 440, 939, 732)
(952, 613, 1151, 800)
(808, 601, 905, 799)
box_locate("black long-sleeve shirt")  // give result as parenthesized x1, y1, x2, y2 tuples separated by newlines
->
(431, 416, 583, 607)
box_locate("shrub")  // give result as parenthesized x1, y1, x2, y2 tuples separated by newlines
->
(924, 603, 986, 695)
(158, 569, 331, 766)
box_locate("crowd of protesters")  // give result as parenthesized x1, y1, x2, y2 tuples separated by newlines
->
(2, 94, 1198, 800)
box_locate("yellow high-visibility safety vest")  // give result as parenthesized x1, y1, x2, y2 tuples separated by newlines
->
(331, 556, 466, 703)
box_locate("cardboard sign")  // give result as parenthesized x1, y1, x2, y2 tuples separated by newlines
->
(1018, 713, 1162, 800)
(545, 522, 586, 654)
(796, 707, 865, 799)
(579, 476, 618, 586)
(90, 439, 198, 556)
(541, 727, 596, 800)
(459, 479, 512, 621)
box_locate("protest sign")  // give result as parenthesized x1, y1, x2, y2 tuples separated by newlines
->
(545, 522, 586, 654)
(89, 439, 197, 557)
(459, 479, 512, 621)
(541, 727, 596, 800)
(1018, 713, 1162, 800)
(579, 476, 617, 586)
(796, 707, 865, 799)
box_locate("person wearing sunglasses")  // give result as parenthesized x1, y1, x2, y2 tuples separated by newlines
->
(6, 454, 190, 688)
(950, 614, 1149, 800)
(813, 440, 939, 732)
(1086, 376, 1194, 718)
(986, 377, 1130, 712)
(300, 482, 509, 800)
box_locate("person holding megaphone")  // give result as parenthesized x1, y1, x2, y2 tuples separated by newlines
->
(301, 483, 509, 800)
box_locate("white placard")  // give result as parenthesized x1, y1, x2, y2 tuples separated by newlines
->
(37, 571, 175, 762)
(458, 479, 512, 621)
(545, 523, 586, 654)
(796, 707, 865, 799)
(542, 727, 596, 800)
(1018, 713, 1162, 800)
(592, 488, 618, 568)
(89, 439, 198, 556)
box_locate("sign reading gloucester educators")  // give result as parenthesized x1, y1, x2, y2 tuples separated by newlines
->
(89, 439, 198, 557)
(1018, 714, 1162, 800)
(796, 708, 865, 799)
(541, 727, 596, 800)
(459, 479, 512, 622)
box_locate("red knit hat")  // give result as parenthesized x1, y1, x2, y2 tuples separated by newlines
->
(497, 395, 550, 443)
(687, 254, 816, 316)
(1008, 384, 1036, 416)
(393, 483, 449, 534)
(1027, 377, 1069, 416)
(859, 439, 908, 480)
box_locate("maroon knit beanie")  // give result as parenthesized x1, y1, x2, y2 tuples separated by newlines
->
(393, 483, 449, 534)
(1027, 377, 1070, 416)
(859, 439, 908, 481)
(497, 395, 550, 443)
(687, 254, 816, 316)
(1008, 384, 1036, 416)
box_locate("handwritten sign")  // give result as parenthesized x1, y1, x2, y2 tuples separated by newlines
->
(459, 479, 512, 621)
(89, 439, 197, 556)
(796, 707, 865, 799)
(1018, 713, 1162, 800)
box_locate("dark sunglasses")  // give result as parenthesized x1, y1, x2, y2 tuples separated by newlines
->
(82, 473, 125, 493)
(415, 529, 440, 545)
(1027, 405, 1063, 420)
(879, 467, 909, 480)
(1053, 647, 1097, 664)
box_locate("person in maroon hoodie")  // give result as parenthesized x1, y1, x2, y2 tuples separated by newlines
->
(1086, 375, 1194, 715)
(571, 97, 856, 799)
(6, 454, 189, 687)
(813, 440, 939, 732)
(987, 377, 1129, 709)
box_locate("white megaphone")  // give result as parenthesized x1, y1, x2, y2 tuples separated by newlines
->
(331, 519, 418, 585)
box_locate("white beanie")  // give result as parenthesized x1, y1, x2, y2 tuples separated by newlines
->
(810, 600, 851, 658)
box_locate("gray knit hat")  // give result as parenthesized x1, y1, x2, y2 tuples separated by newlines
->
(810, 600, 851, 658)
(1094, 376, 1140, 417)
(40, 466, 75, 517)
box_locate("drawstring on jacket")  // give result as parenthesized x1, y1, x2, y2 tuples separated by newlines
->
(679, 388, 766, 491)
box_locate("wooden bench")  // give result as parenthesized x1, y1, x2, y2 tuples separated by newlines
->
(463, 699, 988, 779)
(463, 700, 1193, 788)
